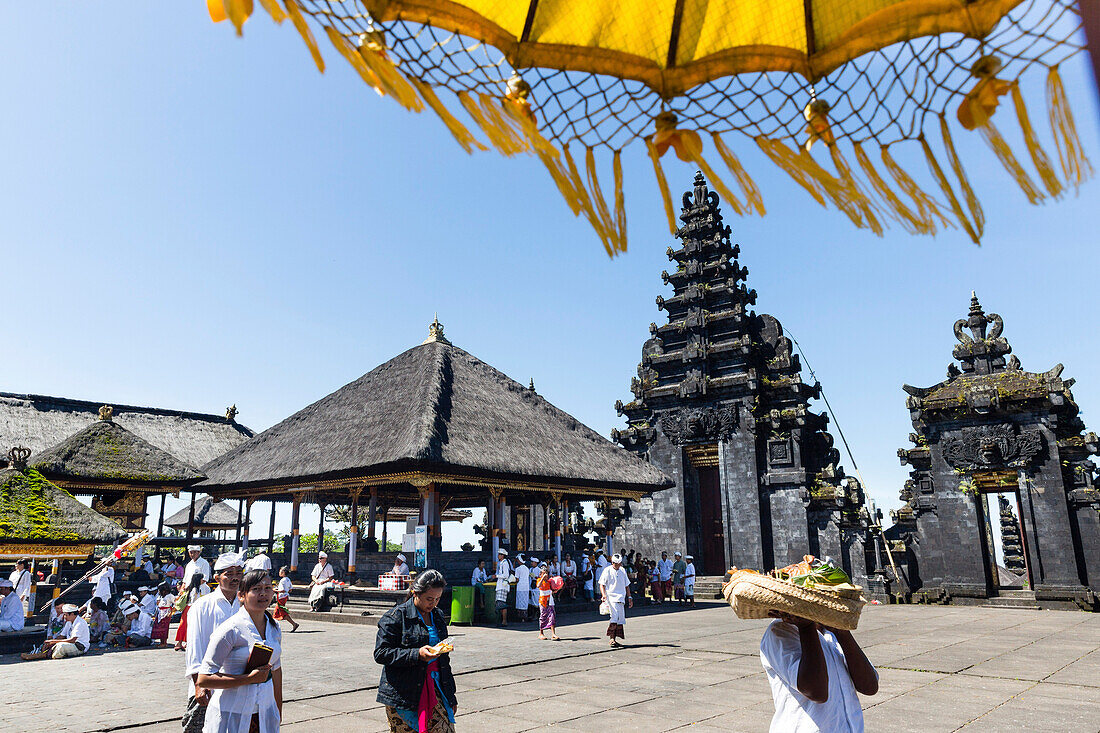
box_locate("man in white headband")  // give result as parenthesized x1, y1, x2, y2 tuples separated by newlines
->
(598, 553, 632, 647)
(309, 551, 335, 611)
(183, 551, 243, 731)
(495, 549, 511, 626)
(392, 553, 409, 576)
(182, 545, 211, 589)
(684, 555, 697, 606)
(0, 579, 24, 632)
(24, 603, 89, 660)
(244, 548, 272, 573)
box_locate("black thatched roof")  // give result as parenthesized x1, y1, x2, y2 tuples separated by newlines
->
(31, 419, 203, 485)
(201, 337, 672, 493)
(0, 467, 128, 544)
(0, 392, 253, 469)
(164, 494, 244, 530)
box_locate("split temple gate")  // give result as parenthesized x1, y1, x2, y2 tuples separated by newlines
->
(198, 319, 672, 582)
(613, 174, 871, 580)
(893, 294, 1100, 609)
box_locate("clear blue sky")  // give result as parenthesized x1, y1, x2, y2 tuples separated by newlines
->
(2, 6, 1098, 552)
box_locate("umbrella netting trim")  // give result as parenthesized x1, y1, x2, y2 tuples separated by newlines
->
(217, 0, 1093, 252)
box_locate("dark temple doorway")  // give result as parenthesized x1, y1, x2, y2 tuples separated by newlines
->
(698, 466, 726, 575)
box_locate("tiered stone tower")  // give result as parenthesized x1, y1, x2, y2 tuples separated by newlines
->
(612, 173, 870, 578)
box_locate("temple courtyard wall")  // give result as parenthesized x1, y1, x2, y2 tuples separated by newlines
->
(2, 603, 1098, 732)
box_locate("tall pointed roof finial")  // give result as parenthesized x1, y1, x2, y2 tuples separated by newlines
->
(423, 315, 451, 345)
(528, 378, 536, 392)
(98, 405, 114, 422)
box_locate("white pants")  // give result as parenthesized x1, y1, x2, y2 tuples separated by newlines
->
(0, 621, 24, 632)
(52, 642, 85, 659)
(685, 580, 695, 597)
(608, 601, 626, 625)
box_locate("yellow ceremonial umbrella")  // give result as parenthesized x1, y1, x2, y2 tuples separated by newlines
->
(208, 0, 1094, 252)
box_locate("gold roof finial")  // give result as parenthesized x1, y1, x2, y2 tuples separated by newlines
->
(98, 405, 114, 422)
(423, 314, 451, 345)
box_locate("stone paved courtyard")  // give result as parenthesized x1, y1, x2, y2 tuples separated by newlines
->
(2, 602, 1098, 732)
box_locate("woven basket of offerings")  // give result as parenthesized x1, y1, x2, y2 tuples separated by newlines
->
(722, 556, 866, 631)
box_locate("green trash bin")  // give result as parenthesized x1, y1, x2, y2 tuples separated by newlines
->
(479, 581, 514, 624)
(450, 586, 474, 625)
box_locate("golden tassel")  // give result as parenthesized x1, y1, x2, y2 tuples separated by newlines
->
(457, 92, 515, 156)
(412, 81, 486, 154)
(755, 137, 828, 207)
(852, 142, 926, 235)
(563, 144, 613, 255)
(353, 33, 423, 112)
(226, 0, 253, 35)
(612, 150, 627, 253)
(683, 138, 744, 216)
(478, 94, 530, 155)
(586, 147, 619, 252)
(533, 145, 583, 216)
(283, 0, 325, 72)
(971, 102, 1045, 204)
(880, 145, 953, 233)
(827, 144, 884, 235)
(920, 135, 981, 244)
(324, 27, 378, 88)
(938, 114, 985, 238)
(712, 134, 764, 215)
(208, 0, 228, 23)
(257, 0, 286, 23)
(645, 138, 678, 235)
(1047, 66, 1094, 191)
(1010, 83, 1062, 199)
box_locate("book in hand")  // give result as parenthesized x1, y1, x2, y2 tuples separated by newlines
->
(244, 643, 274, 682)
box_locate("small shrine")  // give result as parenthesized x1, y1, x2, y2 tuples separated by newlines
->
(894, 293, 1100, 609)
(613, 173, 870, 578)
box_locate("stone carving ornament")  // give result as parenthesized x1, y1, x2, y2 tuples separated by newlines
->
(941, 424, 1044, 470)
(658, 405, 739, 445)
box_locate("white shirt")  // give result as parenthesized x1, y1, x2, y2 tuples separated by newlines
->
(513, 564, 530, 607)
(598, 565, 630, 604)
(200, 608, 282, 733)
(156, 594, 175, 621)
(129, 611, 153, 638)
(392, 562, 409, 575)
(184, 557, 213, 587)
(90, 568, 112, 602)
(471, 567, 489, 585)
(61, 615, 91, 648)
(185, 590, 241, 698)
(276, 577, 292, 596)
(245, 554, 272, 572)
(760, 620, 873, 733)
(139, 594, 157, 617)
(0, 591, 25, 630)
(658, 558, 673, 581)
(562, 560, 577, 577)
(684, 563, 697, 581)
(582, 558, 594, 590)
(311, 562, 334, 583)
(141, 559, 154, 575)
(496, 559, 511, 578)
(9, 569, 31, 600)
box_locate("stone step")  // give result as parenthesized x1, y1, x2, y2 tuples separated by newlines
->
(982, 597, 1041, 610)
(996, 589, 1036, 599)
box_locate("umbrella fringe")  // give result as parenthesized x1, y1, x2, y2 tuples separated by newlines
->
(226, 0, 252, 35)
(208, 0, 228, 23)
(755, 137, 828, 207)
(827, 144, 885, 236)
(358, 46, 424, 112)
(852, 142, 927, 235)
(613, 150, 627, 252)
(712, 134, 765, 216)
(457, 92, 517, 156)
(880, 145, 954, 233)
(938, 114, 985, 238)
(413, 81, 486, 154)
(920, 134, 981, 244)
(968, 94, 1045, 205)
(477, 94, 530, 154)
(586, 146, 626, 254)
(688, 151, 745, 217)
(563, 144, 615, 256)
(1046, 66, 1094, 191)
(645, 139, 679, 235)
(283, 0, 325, 72)
(257, 0, 286, 23)
(324, 26, 384, 96)
(1011, 83, 1063, 199)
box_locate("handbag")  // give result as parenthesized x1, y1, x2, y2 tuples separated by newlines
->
(599, 601, 610, 616)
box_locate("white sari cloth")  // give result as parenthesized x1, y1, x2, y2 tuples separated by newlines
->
(308, 562, 334, 604)
(200, 608, 282, 733)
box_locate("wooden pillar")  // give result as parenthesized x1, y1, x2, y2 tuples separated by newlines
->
(552, 494, 562, 564)
(543, 503, 550, 552)
(318, 502, 326, 556)
(268, 500, 277, 552)
(488, 493, 499, 558)
(186, 491, 198, 541)
(367, 487, 378, 549)
(156, 493, 167, 537)
(381, 506, 389, 550)
(234, 499, 244, 549)
(348, 490, 360, 575)
(290, 496, 301, 572)
(241, 499, 252, 550)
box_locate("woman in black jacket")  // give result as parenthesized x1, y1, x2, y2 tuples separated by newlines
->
(374, 569, 457, 732)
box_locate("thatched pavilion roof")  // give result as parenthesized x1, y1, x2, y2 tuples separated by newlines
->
(0, 392, 253, 470)
(164, 494, 244, 531)
(31, 418, 204, 487)
(200, 327, 672, 502)
(0, 467, 128, 550)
